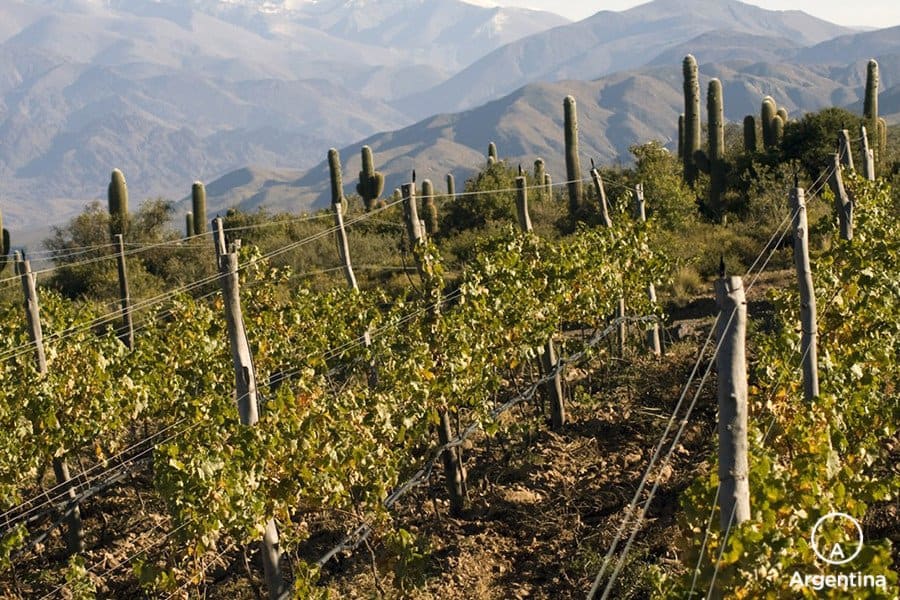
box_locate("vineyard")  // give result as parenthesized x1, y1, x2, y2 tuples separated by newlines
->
(0, 57, 897, 600)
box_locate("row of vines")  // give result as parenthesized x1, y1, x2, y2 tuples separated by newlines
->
(0, 198, 666, 596)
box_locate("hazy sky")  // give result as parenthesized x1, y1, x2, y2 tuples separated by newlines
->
(488, 1, 900, 29)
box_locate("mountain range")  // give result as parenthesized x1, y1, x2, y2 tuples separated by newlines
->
(0, 0, 898, 231)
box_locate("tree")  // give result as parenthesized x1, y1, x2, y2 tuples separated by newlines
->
(780, 107, 863, 182)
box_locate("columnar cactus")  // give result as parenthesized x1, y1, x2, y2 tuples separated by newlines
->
(864, 60, 887, 156)
(677, 114, 685, 160)
(771, 114, 785, 147)
(191, 181, 207, 235)
(422, 179, 438, 236)
(864, 59, 879, 131)
(682, 55, 701, 186)
(743, 115, 757, 153)
(487, 142, 498, 166)
(108, 168, 129, 238)
(533, 158, 545, 200)
(185, 212, 194, 238)
(761, 97, 778, 149)
(0, 209, 10, 274)
(544, 173, 552, 199)
(356, 145, 385, 211)
(563, 95, 584, 215)
(776, 107, 788, 124)
(694, 79, 728, 220)
(328, 148, 344, 210)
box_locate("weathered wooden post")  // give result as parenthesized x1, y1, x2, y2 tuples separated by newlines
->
(633, 185, 661, 355)
(838, 129, 855, 171)
(15, 254, 84, 554)
(790, 187, 819, 401)
(715, 274, 750, 529)
(827, 153, 853, 241)
(860, 125, 875, 181)
(402, 181, 467, 516)
(216, 242, 285, 599)
(616, 298, 626, 357)
(212, 217, 227, 259)
(114, 234, 134, 350)
(633, 183, 646, 222)
(589, 165, 612, 228)
(516, 177, 565, 429)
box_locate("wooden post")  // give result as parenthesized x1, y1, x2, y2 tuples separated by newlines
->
(438, 411, 467, 517)
(15, 255, 84, 554)
(514, 176, 533, 233)
(589, 168, 612, 228)
(216, 248, 284, 598)
(402, 181, 466, 514)
(790, 187, 819, 401)
(633, 183, 646, 221)
(332, 197, 377, 385)
(212, 217, 227, 259)
(516, 177, 565, 429)
(332, 200, 358, 290)
(616, 298, 626, 357)
(401, 183, 423, 257)
(860, 125, 875, 181)
(827, 153, 853, 241)
(114, 234, 134, 350)
(838, 129, 855, 171)
(634, 184, 661, 355)
(714, 275, 750, 529)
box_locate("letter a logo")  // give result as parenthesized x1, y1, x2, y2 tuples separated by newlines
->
(828, 544, 846, 561)
(811, 512, 863, 566)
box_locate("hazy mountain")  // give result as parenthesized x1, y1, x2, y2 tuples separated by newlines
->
(393, 0, 853, 118)
(0, 0, 564, 229)
(207, 54, 895, 218)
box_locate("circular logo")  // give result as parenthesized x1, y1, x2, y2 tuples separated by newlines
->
(810, 512, 864, 565)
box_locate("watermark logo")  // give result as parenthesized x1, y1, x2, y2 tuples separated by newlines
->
(810, 512, 864, 565)
(789, 511, 889, 594)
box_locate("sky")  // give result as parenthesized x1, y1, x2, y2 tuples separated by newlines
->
(487, 0, 900, 29)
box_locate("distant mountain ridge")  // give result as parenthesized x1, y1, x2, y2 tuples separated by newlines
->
(200, 50, 900, 220)
(3, 0, 900, 233)
(0, 0, 566, 229)
(392, 0, 854, 119)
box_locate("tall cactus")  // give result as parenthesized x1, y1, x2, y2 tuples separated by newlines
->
(191, 181, 207, 235)
(682, 55, 701, 186)
(864, 59, 879, 132)
(487, 142, 498, 166)
(356, 145, 385, 211)
(533, 158, 545, 201)
(108, 168, 129, 238)
(761, 97, 777, 149)
(563, 95, 584, 216)
(445, 173, 455, 200)
(328, 148, 344, 210)
(864, 59, 887, 157)
(422, 179, 438, 236)
(743, 115, 757, 153)
(694, 79, 727, 221)
(677, 114, 685, 160)
(776, 107, 788, 125)
(0, 208, 10, 274)
(771, 114, 785, 147)
(185, 212, 194, 238)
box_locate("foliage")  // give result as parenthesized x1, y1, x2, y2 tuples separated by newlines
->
(660, 174, 899, 598)
(440, 160, 518, 234)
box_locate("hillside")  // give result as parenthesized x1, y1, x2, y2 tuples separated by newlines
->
(201, 57, 900, 217)
(392, 0, 853, 119)
(0, 0, 565, 229)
